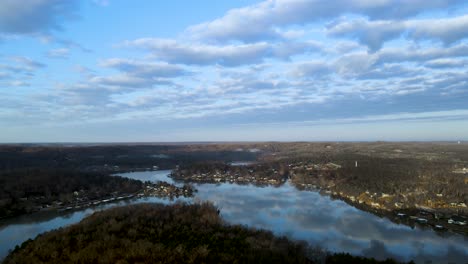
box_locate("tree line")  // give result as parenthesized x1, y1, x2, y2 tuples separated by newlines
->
(0, 168, 142, 218)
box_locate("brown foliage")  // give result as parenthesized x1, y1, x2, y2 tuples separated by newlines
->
(5, 203, 315, 264)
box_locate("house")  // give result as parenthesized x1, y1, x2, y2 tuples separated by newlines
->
(416, 218, 428, 224)
(327, 162, 342, 169)
(448, 216, 467, 226)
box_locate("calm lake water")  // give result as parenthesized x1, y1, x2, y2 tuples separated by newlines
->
(1, 170, 467, 263)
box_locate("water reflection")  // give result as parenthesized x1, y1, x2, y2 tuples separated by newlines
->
(0, 171, 467, 263)
(114, 170, 175, 184)
(194, 182, 468, 263)
(0, 195, 187, 260)
(229, 161, 256, 166)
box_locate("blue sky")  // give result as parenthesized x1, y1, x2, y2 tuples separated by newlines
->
(1, 0, 467, 142)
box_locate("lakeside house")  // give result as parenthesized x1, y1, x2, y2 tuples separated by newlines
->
(326, 163, 342, 169)
(448, 216, 467, 226)
(416, 218, 428, 224)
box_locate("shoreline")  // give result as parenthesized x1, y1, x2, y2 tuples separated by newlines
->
(0, 169, 194, 225)
(170, 170, 467, 236)
(2, 169, 466, 236)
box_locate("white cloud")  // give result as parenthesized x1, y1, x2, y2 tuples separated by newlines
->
(333, 52, 378, 77)
(271, 41, 323, 59)
(123, 38, 271, 66)
(46, 48, 69, 58)
(9, 80, 30, 87)
(241, 109, 468, 126)
(0, 0, 78, 35)
(187, 0, 465, 43)
(328, 19, 405, 51)
(425, 58, 467, 68)
(88, 74, 171, 89)
(375, 43, 468, 64)
(324, 109, 468, 123)
(10, 56, 46, 70)
(328, 15, 468, 51)
(408, 15, 468, 44)
(3, 0, 468, 142)
(291, 61, 333, 78)
(0, 56, 46, 77)
(99, 58, 188, 77)
(123, 38, 322, 66)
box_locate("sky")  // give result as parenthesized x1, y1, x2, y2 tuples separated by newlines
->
(0, 0, 467, 142)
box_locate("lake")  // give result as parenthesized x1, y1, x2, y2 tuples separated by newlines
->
(1, 170, 467, 263)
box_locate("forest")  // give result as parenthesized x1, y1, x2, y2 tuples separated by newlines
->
(0, 168, 142, 219)
(0, 144, 258, 219)
(170, 148, 467, 216)
(289, 154, 467, 210)
(0, 142, 466, 231)
(0, 144, 258, 172)
(4, 203, 407, 264)
(167, 142, 467, 233)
